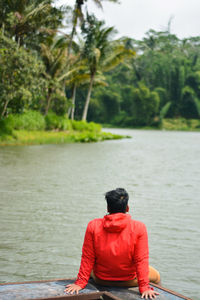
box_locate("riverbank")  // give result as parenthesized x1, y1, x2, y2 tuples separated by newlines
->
(0, 111, 128, 146)
(162, 118, 200, 131)
(0, 130, 126, 146)
(1, 115, 200, 146)
(102, 118, 200, 131)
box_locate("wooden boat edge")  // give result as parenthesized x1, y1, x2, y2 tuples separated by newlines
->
(26, 291, 122, 300)
(150, 283, 192, 300)
(0, 278, 193, 300)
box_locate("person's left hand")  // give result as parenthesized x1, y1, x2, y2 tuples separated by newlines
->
(65, 283, 82, 294)
(141, 289, 160, 299)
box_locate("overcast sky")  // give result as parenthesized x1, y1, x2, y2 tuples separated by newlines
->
(56, 0, 200, 40)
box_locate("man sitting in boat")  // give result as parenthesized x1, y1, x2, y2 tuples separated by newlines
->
(65, 188, 160, 299)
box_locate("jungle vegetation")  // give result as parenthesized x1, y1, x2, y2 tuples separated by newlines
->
(0, 0, 200, 132)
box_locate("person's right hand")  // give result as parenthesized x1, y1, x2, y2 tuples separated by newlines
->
(141, 289, 160, 299)
(64, 283, 82, 294)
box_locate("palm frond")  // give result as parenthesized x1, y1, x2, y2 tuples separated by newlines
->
(160, 102, 171, 119)
(102, 47, 135, 71)
(58, 65, 86, 82)
(53, 36, 68, 50)
(65, 73, 91, 86)
(23, 2, 50, 24)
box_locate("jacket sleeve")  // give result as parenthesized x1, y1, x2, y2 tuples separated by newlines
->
(75, 221, 95, 288)
(133, 222, 151, 294)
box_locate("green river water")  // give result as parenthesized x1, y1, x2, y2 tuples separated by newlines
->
(0, 129, 199, 299)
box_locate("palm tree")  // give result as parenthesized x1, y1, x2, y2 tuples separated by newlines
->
(67, 0, 119, 58)
(40, 36, 81, 115)
(66, 71, 107, 120)
(81, 14, 135, 121)
(65, 38, 108, 120)
(65, 64, 90, 120)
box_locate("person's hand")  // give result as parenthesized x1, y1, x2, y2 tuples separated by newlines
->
(64, 283, 82, 294)
(141, 289, 160, 299)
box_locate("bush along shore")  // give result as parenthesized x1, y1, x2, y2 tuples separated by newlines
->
(0, 111, 127, 146)
(162, 118, 200, 131)
(102, 117, 200, 131)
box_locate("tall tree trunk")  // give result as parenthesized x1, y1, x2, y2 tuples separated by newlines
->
(1, 99, 10, 118)
(67, 84, 76, 119)
(67, 21, 76, 60)
(71, 84, 76, 120)
(82, 73, 95, 121)
(45, 87, 52, 116)
(67, 106, 71, 118)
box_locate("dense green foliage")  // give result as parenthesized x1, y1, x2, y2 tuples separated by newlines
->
(163, 118, 200, 130)
(0, 34, 47, 117)
(44, 112, 71, 130)
(80, 14, 134, 120)
(0, 111, 124, 145)
(4, 111, 46, 131)
(0, 0, 200, 132)
(0, 0, 64, 47)
(86, 31, 200, 126)
(0, 111, 101, 133)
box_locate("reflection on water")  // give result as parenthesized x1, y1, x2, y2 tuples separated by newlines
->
(0, 129, 200, 299)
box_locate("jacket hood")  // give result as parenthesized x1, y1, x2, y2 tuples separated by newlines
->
(103, 213, 131, 233)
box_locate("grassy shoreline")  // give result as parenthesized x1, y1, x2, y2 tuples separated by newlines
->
(1, 117, 200, 146)
(0, 129, 127, 146)
(0, 112, 129, 146)
(102, 118, 200, 131)
(162, 118, 200, 131)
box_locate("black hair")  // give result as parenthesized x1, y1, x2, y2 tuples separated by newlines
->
(105, 188, 129, 214)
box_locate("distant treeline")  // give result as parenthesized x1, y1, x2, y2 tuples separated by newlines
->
(0, 0, 200, 128)
(86, 31, 200, 127)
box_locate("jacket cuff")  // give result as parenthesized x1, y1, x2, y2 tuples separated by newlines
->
(75, 279, 87, 289)
(139, 285, 154, 294)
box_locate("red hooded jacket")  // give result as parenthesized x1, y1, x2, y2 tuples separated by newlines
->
(75, 213, 150, 294)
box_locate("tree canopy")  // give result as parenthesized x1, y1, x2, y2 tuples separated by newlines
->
(0, 0, 200, 127)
